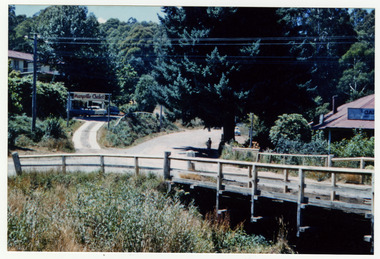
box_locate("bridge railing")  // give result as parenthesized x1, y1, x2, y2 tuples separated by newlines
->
(11, 151, 374, 239)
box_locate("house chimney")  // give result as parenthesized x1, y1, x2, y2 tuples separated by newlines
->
(332, 95, 338, 114)
(319, 114, 324, 124)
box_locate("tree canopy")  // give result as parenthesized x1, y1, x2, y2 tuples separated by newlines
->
(8, 5, 374, 147)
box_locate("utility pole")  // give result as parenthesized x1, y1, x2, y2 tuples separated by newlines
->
(159, 105, 163, 132)
(31, 33, 37, 132)
(249, 113, 254, 148)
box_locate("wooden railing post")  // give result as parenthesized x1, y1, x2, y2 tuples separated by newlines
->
(100, 155, 105, 175)
(251, 164, 261, 222)
(248, 165, 253, 188)
(62, 155, 66, 174)
(12, 152, 22, 176)
(297, 168, 305, 237)
(283, 169, 289, 193)
(216, 162, 223, 215)
(327, 154, 334, 167)
(331, 173, 336, 200)
(163, 151, 171, 180)
(134, 156, 139, 176)
(360, 158, 365, 184)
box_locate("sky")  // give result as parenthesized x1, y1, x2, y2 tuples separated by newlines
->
(14, 5, 165, 23)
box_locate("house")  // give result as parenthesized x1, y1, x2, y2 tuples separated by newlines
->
(312, 94, 374, 144)
(8, 50, 59, 79)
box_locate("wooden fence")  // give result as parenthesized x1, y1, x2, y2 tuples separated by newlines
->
(11, 151, 374, 241)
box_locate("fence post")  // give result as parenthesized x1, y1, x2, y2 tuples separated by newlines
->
(163, 151, 171, 180)
(248, 165, 253, 188)
(327, 155, 334, 167)
(297, 168, 305, 237)
(62, 155, 66, 174)
(134, 157, 139, 176)
(12, 152, 22, 176)
(100, 155, 105, 175)
(283, 169, 289, 193)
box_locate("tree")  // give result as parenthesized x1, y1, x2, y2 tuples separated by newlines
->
(35, 6, 116, 93)
(337, 10, 374, 102)
(277, 8, 356, 119)
(133, 74, 158, 112)
(155, 7, 310, 143)
(8, 5, 34, 52)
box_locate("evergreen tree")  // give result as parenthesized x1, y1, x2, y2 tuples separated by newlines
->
(154, 7, 311, 143)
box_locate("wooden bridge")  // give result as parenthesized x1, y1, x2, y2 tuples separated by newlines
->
(11, 151, 374, 243)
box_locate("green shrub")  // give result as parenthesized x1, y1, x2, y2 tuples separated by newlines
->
(269, 114, 311, 147)
(331, 130, 374, 158)
(43, 117, 65, 139)
(8, 115, 74, 152)
(8, 114, 44, 147)
(106, 113, 177, 147)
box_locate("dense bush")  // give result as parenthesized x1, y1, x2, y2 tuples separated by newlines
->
(8, 171, 287, 253)
(331, 130, 374, 157)
(269, 114, 311, 147)
(105, 113, 177, 147)
(8, 114, 44, 147)
(8, 115, 74, 152)
(8, 73, 67, 118)
(273, 131, 328, 155)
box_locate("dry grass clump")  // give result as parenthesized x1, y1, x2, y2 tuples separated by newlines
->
(8, 170, 290, 253)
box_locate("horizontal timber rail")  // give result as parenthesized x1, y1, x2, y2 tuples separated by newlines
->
(11, 151, 374, 241)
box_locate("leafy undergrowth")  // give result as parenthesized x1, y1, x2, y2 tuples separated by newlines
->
(8, 171, 293, 253)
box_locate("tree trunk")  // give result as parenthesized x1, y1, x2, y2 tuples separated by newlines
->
(222, 113, 235, 143)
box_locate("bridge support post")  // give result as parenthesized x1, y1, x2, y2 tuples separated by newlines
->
(163, 151, 171, 180)
(12, 152, 22, 176)
(250, 165, 262, 222)
(331, 173, 336, 200)
(297, 168, 305, 237)
(216, 162, 223, 216)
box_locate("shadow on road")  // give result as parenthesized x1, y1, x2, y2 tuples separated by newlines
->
(173, 146, 220, 158)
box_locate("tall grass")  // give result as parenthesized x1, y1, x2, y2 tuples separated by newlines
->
(8, 171, 290, 253)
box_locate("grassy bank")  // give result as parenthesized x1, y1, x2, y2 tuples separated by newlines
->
(8, 171, 292, 253)
(8, 115, 83, 154)
(100, 113, 178, 148)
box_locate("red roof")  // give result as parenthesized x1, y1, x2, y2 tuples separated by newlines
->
(313, 94, 374, 130)
(8, 50, 33, 61)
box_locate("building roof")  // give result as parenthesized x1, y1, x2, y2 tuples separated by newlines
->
(8, 50, 33, 61)
(313, 94, 374, 130)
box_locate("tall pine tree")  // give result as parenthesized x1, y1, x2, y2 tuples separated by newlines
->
(154, 7, 311, 143)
